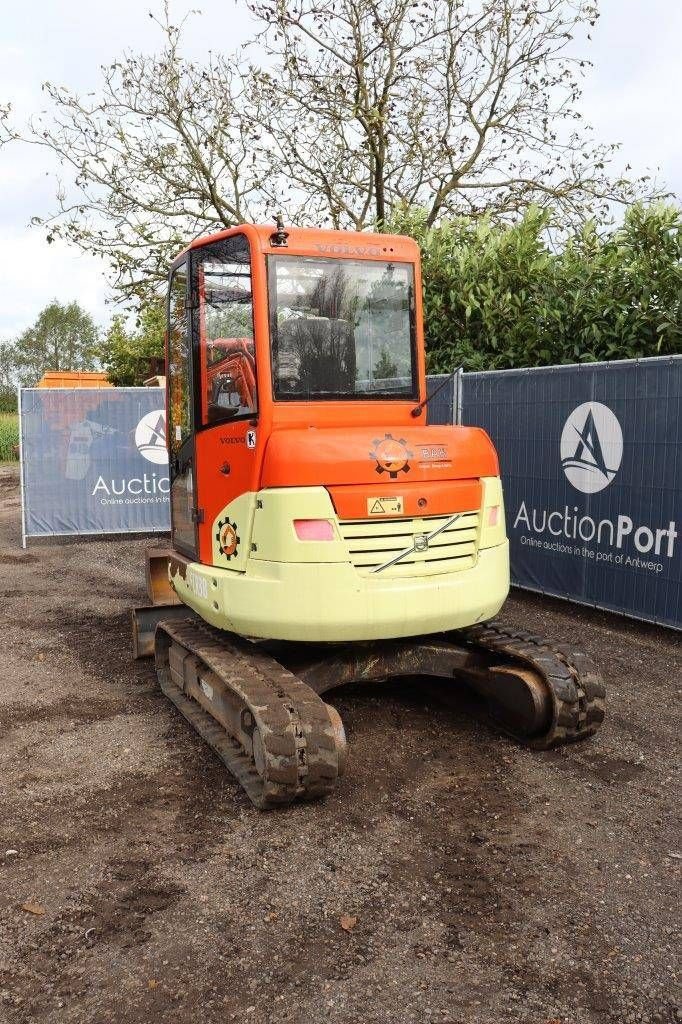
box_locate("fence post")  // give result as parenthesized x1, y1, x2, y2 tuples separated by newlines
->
(18, 387, 27, 550)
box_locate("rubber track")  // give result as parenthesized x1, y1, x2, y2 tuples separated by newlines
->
(155, 618, 341, 809)
(457, 620, 606, 749)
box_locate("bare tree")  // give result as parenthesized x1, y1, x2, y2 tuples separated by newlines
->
(8, 8, 267, 301)
(6, 1, 663, 301)
(248, 0, 655, 228)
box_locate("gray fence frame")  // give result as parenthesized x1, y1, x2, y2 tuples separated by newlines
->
(424, 370, 463, 426)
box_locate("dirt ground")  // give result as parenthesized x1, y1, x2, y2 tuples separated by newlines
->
(0, 465, 679, 1024)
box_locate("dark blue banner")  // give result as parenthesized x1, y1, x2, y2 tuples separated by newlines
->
(20, 388, 171, 540)
(461, 357, 681, 629)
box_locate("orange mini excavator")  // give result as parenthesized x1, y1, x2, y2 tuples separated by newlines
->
(132, 220, 605, 809)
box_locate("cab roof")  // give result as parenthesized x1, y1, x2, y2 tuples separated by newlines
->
(174, 223, 420, 265)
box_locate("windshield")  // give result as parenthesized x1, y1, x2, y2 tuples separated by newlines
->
(269, 256, 416, 400)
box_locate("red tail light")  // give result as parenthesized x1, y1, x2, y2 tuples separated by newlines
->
(294, 519, 335, 541)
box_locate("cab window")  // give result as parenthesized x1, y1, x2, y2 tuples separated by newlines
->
(269, 255, 416, 400)
(167, 262, 190, 456)
(194, 235, 256, 426)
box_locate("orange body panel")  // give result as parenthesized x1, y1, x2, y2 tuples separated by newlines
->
(328, 480, 482, 520)
(167, 224, 499, 566)
(194, 420, 261, 560)
(182, 224, 420, 266)
(260, 425, 498, 488)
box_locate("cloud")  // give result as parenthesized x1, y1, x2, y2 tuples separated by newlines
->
(0, 1, 256, 338)
(577, 0, 682, 198)
(0, 230, 112, 342)
(0, 0, 679, 343)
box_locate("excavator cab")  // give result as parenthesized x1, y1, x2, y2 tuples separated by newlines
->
(162, 224, 509, 637)
(133, 223, 605, 809)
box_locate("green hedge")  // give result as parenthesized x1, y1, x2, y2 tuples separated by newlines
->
(390, 203, 682, 373)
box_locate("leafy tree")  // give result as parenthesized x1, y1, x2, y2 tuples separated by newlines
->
(0, 105, 19, 413)
(551, 203, 682, 361)
(391, 202, 682, 372)
(11, 301, 99, 386)
(99, 300, 165, 386)
(0, 343, 18, 412)
(4, 2, 662, 301)
(5, 9, 261, 303)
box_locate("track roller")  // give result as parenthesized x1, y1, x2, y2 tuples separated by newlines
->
(453, 621, 606, 748)
(154, 618, 346, 809)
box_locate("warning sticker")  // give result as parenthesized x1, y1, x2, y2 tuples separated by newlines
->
(367, 496, 404, 516)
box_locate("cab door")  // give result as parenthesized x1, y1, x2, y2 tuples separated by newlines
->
(167, 260, 198, 558)
(191, 233, 258, 565)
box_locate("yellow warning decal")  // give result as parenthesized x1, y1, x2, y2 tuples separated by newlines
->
(367, 496, 404, 516)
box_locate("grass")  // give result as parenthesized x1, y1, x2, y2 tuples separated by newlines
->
(0, 413, 19, 461)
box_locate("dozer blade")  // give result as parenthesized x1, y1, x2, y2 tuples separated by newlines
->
(131, 603, 195, 659)
(153, 617, 346, 809)
(131, 546, 187, 659)
(144, 546, 181, 606)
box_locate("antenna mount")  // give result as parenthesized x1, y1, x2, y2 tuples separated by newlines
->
(270, 212, 289, 247)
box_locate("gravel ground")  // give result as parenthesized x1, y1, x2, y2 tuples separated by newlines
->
(0, 464, 680, 1024)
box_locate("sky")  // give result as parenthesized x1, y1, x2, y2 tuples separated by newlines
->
(0, 0, 680, 343)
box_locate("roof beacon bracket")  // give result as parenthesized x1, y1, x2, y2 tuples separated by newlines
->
(270, 212, 289, 248)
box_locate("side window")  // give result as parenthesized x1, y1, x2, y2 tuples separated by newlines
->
(167, 264, 190, 456)
(195, 236, 256, 426)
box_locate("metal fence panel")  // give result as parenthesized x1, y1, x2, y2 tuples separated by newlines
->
(20, 387, 171, 541)
(461, 356, 682, 629)
(425, 372, 460, 424)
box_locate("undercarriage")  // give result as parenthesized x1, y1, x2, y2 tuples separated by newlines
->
(133, 592, 605, 810)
